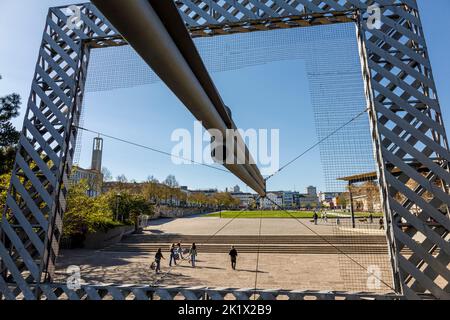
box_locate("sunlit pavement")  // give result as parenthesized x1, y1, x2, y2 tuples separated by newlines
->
(55, 216, 394, 293)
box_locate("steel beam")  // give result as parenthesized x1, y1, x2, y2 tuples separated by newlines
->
(91, 0, 266, 196)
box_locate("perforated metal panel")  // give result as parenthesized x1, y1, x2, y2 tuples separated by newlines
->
(1, 0, 449, 300)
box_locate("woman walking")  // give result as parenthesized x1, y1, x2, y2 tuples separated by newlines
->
(169, 243, 177, 267)
(189, 243, 197, 267)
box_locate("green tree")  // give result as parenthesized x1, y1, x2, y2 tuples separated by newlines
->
(212, 192, 237, 209)
(0, 74, 21, 175)
(63, 180, 120, 238)
(0, 171, 12, 213)
(111, 191, 153, 223)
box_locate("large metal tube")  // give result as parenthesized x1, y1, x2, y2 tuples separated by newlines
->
(91, 0, 266, 196)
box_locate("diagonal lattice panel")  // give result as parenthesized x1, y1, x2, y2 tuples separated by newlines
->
(0, 4, 121, 299)
(34, 284, 406, 300)
(1, 0, 449, 300)
(359, 2, 450, 299)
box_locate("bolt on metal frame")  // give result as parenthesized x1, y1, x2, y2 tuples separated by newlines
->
(1, 0, 449, 300)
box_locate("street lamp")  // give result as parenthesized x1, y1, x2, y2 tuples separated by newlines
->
(348, 182, 356, 229)
(115, 193, 121, 221)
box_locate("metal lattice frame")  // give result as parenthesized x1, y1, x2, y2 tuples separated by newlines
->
(19, 284, 410, 300)
(1, 0, 449, 300)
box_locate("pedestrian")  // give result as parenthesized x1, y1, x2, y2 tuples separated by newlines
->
(229, 246, 238, 270)
(189, 243, 197, 267)
(313, 212, 318, 225)
(154, 248, 164, 273)
(369, 213, 374, 224)
(336, 217, 341, 226)
(324, 211, 328, 223)
(169, 243, 177, 266)
(177, 242, 184, 260)
(379, 218, 384, 230)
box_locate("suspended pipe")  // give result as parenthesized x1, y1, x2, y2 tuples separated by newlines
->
(91, 0, 266, 196)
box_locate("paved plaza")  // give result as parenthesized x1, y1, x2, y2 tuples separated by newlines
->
(144, 216, 336, 235)
(55, 216, 394, 293)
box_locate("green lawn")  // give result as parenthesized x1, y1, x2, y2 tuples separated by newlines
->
(354, 212, 384, 218)
(206, 211, 316, 219)
(205, 210, 383, 219)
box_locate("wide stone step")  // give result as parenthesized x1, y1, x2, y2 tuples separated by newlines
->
(123, 234, 387, 245)
(103, 243, 393, 254)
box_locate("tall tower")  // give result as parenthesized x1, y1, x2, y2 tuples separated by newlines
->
(307, 186, 317, 196)
(91, 137, 103, 172)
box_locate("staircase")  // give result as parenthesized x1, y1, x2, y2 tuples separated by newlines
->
(102, 233, 409, 255)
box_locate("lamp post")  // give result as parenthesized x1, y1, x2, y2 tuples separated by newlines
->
(115, 193, 121, 221)
(348, 182, 356, 229)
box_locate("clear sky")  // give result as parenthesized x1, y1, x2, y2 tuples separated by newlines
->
(1, 1, 449, 194)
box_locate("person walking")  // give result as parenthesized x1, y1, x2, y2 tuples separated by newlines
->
(229, 246, 238, 270)
(379, 218, 384, 230)
(369, 213, 374, 224)
(169, 243, 177, 267)
(189, 243, 197, 267)
(177, 242, 184, 260)
(154, 248, 164, 274)
(313, 212, 318, 225)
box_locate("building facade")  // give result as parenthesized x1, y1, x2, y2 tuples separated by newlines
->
(70, 166, 103, 197)
(260, 192, 283, 209)
(231, 192, 255, 208)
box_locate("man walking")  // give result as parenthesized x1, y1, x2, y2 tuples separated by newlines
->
(229, 246, 238, 270)
(154, 248, 164, 274)
(379, 218, 384, 230)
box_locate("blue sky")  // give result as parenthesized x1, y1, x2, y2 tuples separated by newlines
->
(1, 1, 449, 193)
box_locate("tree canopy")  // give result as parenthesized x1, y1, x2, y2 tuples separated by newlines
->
(0, 74, 21, 175)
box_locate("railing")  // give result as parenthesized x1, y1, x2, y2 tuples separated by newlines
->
(3, 284, 405, 301)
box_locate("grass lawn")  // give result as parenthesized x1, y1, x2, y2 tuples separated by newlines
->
(206, 211, 316, 219)
(205, 210, 384, 219)
(354, 212, 384, 218)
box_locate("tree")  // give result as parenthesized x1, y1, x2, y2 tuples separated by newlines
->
(336, 195, 347, 209)
(212, 192, 237, 209)
(116, 174, 128, 183)
(102, 167, 113, 182)
(0, 171, 12, 213)
(143, 181, 160, 204)
(146, 175, 159, 183)
(0, 74, 21, 174)
(63, 180, 120, 240)
(163, 175, 179, 188)
(63, 180, 154, 243)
